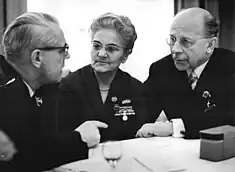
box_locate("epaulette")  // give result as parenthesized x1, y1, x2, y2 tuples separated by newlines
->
(0, 77, 17, 88)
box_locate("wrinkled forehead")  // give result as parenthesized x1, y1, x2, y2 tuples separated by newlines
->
(170, 11, 205, 38)
(93, 28, 124, 46)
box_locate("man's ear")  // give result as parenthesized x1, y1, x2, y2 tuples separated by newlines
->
(30, 49, 43, 68)
(207, 37, 217, 54)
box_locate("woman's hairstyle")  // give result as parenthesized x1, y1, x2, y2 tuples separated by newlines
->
(2, 12, 59, 63)
(89, 12, 137, 54)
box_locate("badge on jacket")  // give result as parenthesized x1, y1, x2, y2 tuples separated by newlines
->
(35, 96, 43, 107)
(113, 98, 135, 121)
(202, 90, 216, 112)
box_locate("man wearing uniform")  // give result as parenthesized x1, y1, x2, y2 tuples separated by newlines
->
(0, 12, 107, 172)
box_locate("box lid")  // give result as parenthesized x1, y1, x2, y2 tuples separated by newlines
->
(200, 125, 235, 140)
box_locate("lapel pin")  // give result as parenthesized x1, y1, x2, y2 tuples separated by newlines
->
(111, 96, 118, 102)
(122, 99, 131, 104)
(122, 115, 128, 121)
(202, 90, 211, 99)
(35, 97, 43, 107)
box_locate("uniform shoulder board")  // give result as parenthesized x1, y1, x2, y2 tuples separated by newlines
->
(6, 78, 16, 85)
(0, 78, 16, 88)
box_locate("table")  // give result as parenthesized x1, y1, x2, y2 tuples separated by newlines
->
(62, 137, 235, 172)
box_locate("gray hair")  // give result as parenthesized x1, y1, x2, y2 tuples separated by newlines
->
(204, 14, 219, 38)
(2, 12, 59, 63)
(89, 12, 137, 54)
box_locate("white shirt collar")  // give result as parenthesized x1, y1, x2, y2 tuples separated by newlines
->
(23, 80, 35, 97)
(187, 59, 209, 79)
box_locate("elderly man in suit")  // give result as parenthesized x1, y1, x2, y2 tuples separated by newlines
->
(0, 12, 107, 172)
(137, 7, 235, 139)
(0, 54, 18, 85)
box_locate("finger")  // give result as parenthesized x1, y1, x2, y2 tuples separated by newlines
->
(141, 133, 149, 138)
(90, 130, 101, 142)
(142, 130, 154, 137)
(135, 128, 143, 137)
(91, 121, 108, 128)
(135, 131, 141, 137)
(96, 133, 101, 141)
(142, 132, 151, 138)
(136, 130, 146, 138)
(87, 136, 100, 148)
(88, 142, 99, 148)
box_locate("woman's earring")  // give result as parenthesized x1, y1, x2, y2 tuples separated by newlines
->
(122, 57, 127, 63)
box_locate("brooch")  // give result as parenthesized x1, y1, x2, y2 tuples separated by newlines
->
(202, 90, 216, 112)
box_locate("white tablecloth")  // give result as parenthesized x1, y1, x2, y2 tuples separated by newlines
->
(62, 137, 235, 172)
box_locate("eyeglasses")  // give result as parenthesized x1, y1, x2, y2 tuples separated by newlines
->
(92, 41, 126, 54)
(166, 36, 211, 48)
(36, 43, 69, 57)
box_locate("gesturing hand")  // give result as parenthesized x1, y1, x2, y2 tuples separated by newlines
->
(0, 130, 17, 161)
(75, 121, 108, 148)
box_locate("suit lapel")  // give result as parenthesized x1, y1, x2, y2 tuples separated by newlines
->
(172, 65, 192, 93)
(195, 54, 218, 94)
(37, 83, 60, 134)
(17, 79, 41, 133)
(4, 78, 39, 142)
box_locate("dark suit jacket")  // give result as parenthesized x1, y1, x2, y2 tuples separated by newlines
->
(58, 65, 147, 142)
(0, 55, 18, 85)
(0, 78, 88, 172)
(145, 48, 235, 138)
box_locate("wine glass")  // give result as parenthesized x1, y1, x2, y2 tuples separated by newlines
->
(102, 141, 123, 169)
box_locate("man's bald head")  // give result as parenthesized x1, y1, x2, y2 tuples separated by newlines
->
(172, 7, 218, 38)
(168, 7, 218, 71)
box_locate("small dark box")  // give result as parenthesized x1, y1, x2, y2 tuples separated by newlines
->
(199, 125, 235, 161)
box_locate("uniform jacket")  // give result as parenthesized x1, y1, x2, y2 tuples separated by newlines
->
(0, 55, 18, 85)
(145, 48, 235, 138)
(0, 78, 88, 172)
(58, 65, 147, 142)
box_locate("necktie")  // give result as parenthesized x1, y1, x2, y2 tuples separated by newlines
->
(188, 71, 198, 90)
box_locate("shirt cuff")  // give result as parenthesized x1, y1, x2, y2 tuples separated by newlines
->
(170, 118, 186, 138)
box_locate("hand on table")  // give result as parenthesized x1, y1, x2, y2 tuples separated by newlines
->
(136, 121, 173, 138)
(75, 121, 108, 148)
(46, 167, 77, 172)
(0, 130, 17, 161)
